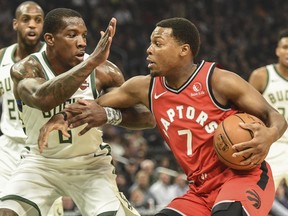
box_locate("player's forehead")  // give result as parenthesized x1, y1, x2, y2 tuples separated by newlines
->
(278, 37, 288, 46)
(17, 4, 43, 18)
(61, 17, 87, 32)
(150, 27, 173, 40)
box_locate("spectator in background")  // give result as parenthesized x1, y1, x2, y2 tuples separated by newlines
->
(149, 171, 176, 209)
(140, 159, 156, 184)
(170, 174, 189, 198)
(129, 170, 157, 210)
(276, 179, 288, 209)
(129, 188, 147, 210)
(2, 0, 288, 80)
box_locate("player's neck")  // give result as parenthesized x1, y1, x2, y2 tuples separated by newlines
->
(276, 63, 288, 79)
(165, 63, 197, 89)
(14, 42, 42, 62)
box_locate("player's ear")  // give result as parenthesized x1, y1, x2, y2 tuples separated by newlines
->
(12, 18, 18, 31)
(275, 47, 280, 58)
(44, 33, 54, 46)
(180, 44, 190, 57)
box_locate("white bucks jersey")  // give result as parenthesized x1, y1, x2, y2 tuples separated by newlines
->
(262, 64, 288, 143)
(23, 51, 104, 158)
(0, 43, 46, 141)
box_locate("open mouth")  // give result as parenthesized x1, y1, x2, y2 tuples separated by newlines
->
(27, 31, 37, 39)
(75, 52, 85, 61)
(147, 59, 155, 68)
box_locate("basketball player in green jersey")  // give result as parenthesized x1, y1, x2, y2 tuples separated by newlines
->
(0, 2, 63, 216)
(0, 8, 154, 216)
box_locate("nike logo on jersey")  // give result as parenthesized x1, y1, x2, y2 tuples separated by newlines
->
(154, 91, 167, 99)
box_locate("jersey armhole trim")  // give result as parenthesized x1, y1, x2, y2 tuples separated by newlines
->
(207, 64, 232, 110)
(0, 195, 41, 216)
(0, 48, 7, 66)
(148, 75, 155, 113)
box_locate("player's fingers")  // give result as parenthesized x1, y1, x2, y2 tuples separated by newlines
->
(59, 126, 70, 138)
(69, 119, 85, 129)
(240, 160, 252, 166)
(65, 103, 86, 112)
(109, 17, 117, 37)
(68, 114, 87, 127)
(100, 30, 105, 37)
(238, 122, 254, 129)
(38, 128, 49, 153)
(79, 126, 91, 136)
(239, 122, 263, 132)
(76, 99, 91, 106)
(243, 157, 262, 166)
(103, 17, 115, 35)
(232, 141, 252, 151)
(232, 147, 253, 158)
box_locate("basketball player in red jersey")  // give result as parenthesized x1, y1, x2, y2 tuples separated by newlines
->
(39, 18, 287, 215)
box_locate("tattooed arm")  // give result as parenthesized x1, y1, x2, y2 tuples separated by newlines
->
(11, 55, 99, 111)
(10, 18, 116, 112)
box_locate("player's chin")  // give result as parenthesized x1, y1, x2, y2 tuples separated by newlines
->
(25, 38, 40, 46)
(75, 55, 85, 63)
(150, 70, 161, 77)
(71, 57, 83, 66)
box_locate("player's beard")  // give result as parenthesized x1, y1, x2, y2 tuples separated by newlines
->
(23, 37, 41, 47)
(20, 31, 41, 48)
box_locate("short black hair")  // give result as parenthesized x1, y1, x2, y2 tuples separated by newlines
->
(278, 29, 288, 41)
(156, 17, 200, 57)
(43, 8, 82, 34)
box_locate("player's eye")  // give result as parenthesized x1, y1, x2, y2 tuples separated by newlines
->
(35, 17, 43, 24)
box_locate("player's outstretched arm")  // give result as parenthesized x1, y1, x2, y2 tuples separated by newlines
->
(11, 18, 117, 111)
(65, 75, 153, 135)
(64, 99, 155, 135)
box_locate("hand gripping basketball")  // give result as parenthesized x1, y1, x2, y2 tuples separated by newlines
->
(213, 113, 265, 170)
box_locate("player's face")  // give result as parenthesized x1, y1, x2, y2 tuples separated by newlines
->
(52, 17, 87, 69)
(13, 4, 43, 47)
(146, 27, 183, 77)
(276, 37, 288, 68)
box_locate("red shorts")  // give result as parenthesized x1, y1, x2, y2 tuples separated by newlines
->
(166, 162, 275, 215)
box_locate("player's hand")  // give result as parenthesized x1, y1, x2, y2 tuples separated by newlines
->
(231, 122, 272, 166)
(65, 99, 107, 135)
(38, 113, 70, 153)
(90, 17, 117, 66)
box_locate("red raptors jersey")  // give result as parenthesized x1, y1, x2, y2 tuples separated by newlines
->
(149, 60, 238, 193)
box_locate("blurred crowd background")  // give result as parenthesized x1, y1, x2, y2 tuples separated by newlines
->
(1, 0, 288, 215)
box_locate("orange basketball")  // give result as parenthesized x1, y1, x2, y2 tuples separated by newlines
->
(213, 113, 265, 170)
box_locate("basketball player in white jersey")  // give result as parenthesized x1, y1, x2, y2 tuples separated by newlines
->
(0, 2, 63, 216)
(0, 8, 154, 216)
(249, 29, 288, 215)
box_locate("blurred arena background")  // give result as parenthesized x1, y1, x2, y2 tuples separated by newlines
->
(0, 0, 288, 215)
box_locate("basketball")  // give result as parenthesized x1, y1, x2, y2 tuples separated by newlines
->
(213, 113, 265, 170)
